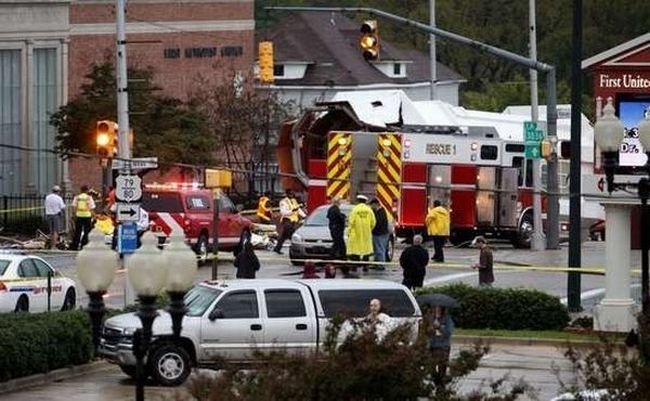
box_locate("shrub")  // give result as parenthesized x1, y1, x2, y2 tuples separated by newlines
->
(0, 311, 93, 382)
(417, 283, 570, 331)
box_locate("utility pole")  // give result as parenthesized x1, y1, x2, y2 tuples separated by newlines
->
(529, 0, 544, 252)
(116, 0, 131, 160)
(429, 0, 436, 100)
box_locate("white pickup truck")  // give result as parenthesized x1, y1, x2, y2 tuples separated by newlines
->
(99, 279, 422, 386)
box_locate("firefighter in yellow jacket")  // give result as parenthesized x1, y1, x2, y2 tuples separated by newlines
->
(425, 200, 450, 262)
(346, 194, 376, 268)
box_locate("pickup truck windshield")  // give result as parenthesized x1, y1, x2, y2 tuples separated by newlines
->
(185, 286, 222, 316)
(318, 289, 416, 318)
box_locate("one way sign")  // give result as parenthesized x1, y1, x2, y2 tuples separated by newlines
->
(116, 203, 140, 222)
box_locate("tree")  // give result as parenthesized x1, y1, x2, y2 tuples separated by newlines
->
(49, 61, 216, 167)
(189, 68, 295, 198)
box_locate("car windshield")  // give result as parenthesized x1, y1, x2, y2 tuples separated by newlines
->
(0, 260, 10, 276)
(304, 205, 352, 226)
(184, 285, 222, 317)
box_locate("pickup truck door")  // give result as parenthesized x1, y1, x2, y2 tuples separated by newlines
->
(261, 288, 317, 355)
(200, 290, 264, 362)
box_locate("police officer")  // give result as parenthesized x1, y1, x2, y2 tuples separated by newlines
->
(71, 185, 96, 250)
(256, 191, 273, 224)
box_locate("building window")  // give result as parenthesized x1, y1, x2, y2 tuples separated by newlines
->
(274, 64, 284, 77)
(0, 49, 22, 194)
(393, 63, 401, 76)
(32, 48, 58, 194)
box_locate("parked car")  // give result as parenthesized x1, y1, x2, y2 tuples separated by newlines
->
(289, 204, 395, 265)
(589, 219, 605, 241)
(0, 254, 76, 313)
(550, 389, 609, 400)
(99, 278, 421, 386)
(142, 185, 252, 259)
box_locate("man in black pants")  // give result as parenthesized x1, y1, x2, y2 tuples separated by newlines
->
(273, 190, 301, 255)
(327, 196, 346, 260)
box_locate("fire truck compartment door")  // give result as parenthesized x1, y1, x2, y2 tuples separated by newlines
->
(498, 168, 519, 228)
(476, 167, 496, 225)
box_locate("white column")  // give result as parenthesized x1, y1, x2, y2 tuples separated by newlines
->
(593, 203, 638, 332)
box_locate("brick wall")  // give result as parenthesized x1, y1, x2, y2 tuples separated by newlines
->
(68, 1, 254, 100)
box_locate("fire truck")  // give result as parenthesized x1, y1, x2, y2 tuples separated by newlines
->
(276, 90, 588, 247)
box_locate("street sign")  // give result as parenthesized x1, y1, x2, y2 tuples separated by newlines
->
(525, 143, 541, 159)
(524, 121, 545, 142)
(116, 203, 141, 222)
(118, 222, 139, 255)
(115, 174, 142, 202)
(112, 157, 158, 170)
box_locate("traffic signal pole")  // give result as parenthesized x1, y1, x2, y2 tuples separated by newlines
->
(265, 6, 561, 250)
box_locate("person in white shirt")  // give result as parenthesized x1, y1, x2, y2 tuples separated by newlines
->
(44, 185, 66, 249)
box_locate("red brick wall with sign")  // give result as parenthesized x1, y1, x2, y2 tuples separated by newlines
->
(67, 1, 254, 197)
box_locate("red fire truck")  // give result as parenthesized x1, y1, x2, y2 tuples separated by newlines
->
(277, 94, 565, 248)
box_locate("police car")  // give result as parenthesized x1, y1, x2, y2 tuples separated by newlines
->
(0, 254, 76, 313)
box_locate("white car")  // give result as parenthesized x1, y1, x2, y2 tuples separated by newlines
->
(0, 254, 76, 313)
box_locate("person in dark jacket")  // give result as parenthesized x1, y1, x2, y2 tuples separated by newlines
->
(426, 305, 454, 387)
(370, 198, 390, 268)
(327, 196, 347, 260)
(234, 239, 260, 279)
(399, 234, 429, 289)
(471, 236, 494, 286)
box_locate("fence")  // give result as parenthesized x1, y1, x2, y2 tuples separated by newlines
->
(0, 194, 74, 236)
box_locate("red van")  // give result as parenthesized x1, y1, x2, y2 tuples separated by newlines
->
(142, 185, 252, 258)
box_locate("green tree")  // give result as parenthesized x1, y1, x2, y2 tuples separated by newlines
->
(49, 61, 216, 167)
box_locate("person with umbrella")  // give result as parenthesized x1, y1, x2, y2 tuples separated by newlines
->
(417, 294, 457, 387)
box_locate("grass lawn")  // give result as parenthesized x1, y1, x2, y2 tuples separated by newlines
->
(455, 328, 626, 343)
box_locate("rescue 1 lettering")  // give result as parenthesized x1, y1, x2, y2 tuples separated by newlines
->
(426, 143, 456, 155)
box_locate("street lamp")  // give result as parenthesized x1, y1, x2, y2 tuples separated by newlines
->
(594, 97, 650, 318)
(76, 229, 118, 351)
(126, 230, 197, 401)
(127, 231, 167, 401)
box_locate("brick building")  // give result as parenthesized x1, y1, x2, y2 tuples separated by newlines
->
(0, 0, 254, 195)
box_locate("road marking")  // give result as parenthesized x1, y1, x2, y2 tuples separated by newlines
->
(423, 272, 476, 286)
(560, 283, 641, 305)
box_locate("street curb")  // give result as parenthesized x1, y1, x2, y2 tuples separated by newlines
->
(454, 335, 619, 348)
(0, 360, 112, 394)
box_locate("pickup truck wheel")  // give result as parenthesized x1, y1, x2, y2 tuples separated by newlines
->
(149, 344, 191, 386)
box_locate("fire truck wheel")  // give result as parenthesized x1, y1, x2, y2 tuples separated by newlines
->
(513, 213, 534, 249)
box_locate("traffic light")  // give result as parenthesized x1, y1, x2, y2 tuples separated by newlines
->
(540, 139, 553, 159)
(258, 41, 274, 84)
(359, 20, 380, 61)
(96, 120, 117, 158)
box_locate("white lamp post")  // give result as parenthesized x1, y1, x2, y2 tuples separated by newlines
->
(76, 229, 118, 350)
(165, 230, 197, 337)
(126, 231, 167, 401)
(593, 98, 625, 193)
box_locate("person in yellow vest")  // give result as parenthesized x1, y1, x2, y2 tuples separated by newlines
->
(345, 194, 376, 276)
(71, 185, 96, 250)
(425, 200, 451, 262)
(273, 190, 303, 255)
(256, 191, 273, 224)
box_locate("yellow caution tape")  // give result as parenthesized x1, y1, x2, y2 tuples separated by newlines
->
(0, 206, 44, 214)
